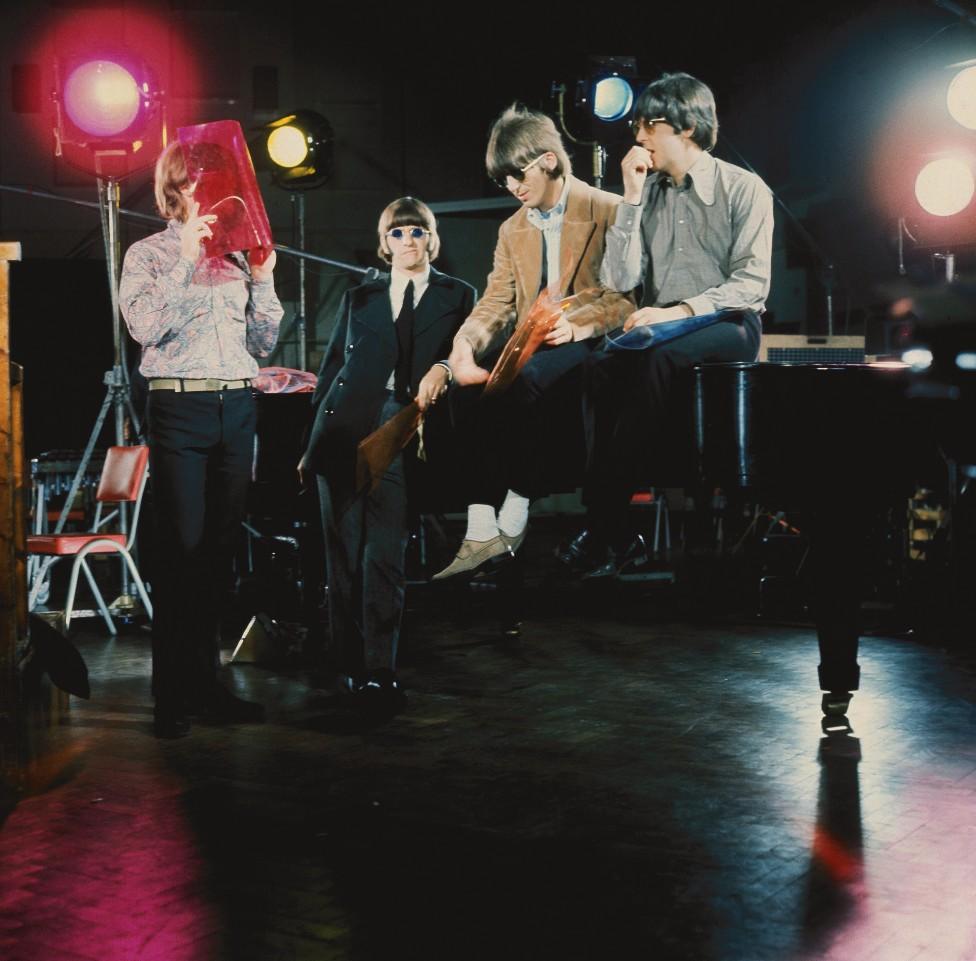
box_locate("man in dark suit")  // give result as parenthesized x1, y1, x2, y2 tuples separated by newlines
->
(301, 197, 475, 716)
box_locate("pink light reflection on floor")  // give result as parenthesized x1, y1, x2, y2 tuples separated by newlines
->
(0, 753, 220, 961)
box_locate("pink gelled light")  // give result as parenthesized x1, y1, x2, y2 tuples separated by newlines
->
(64, 60, 140, 138)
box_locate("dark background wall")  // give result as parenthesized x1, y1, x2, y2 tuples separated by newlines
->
(2, 0, 976, 455)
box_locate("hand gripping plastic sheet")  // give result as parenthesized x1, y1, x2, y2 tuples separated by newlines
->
(356, 402, 423, 494)
(177, 120, 273, 264)
(603, 310, 727, 352)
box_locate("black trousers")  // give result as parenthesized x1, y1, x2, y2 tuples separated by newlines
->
(582, 312, 762, 545)
(450, 339, 597, 505)
(147, 387, 255, 707)
(316, 393, 410, 677)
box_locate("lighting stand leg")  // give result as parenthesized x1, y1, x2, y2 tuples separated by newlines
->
(933, 250, 956, 284)
(30, 179, 147, 620)
(101, 176, 151, 617)
(296, 192, 307, 371)
(592, 144, 606, 190)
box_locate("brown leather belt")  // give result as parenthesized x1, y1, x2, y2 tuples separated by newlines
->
(148, 378, 251, 392)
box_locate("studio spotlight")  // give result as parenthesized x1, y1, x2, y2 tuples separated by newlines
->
(578, 56, 644, 127)
(553, 55, 644, 188)
(260, 110, 332, 370)
(592, 75, 634, 122)
(264, 110, 333, 189)
(914, 156, 974, 216)
(52, 51, 163, 179)
(947, 63, 976, 130)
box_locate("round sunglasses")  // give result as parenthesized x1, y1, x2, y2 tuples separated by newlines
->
(386, 226, 430, 240)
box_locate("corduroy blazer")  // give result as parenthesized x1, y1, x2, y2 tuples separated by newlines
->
(454, 175, 634, 359)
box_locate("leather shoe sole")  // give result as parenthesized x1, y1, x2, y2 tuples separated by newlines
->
(432, 535, 512, 580)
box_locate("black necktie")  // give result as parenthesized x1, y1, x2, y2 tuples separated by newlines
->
(394, 280, 415, 402)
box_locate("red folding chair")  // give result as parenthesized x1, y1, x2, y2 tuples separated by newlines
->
(27, 445, 153, 634)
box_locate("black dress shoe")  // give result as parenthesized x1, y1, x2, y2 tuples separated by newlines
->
(580, 535, 648, 580)
(352, 669, 406, 720)
(153, 703, 190, 739)
(555, 528, 599, 571)
(190, 684, 265, 724)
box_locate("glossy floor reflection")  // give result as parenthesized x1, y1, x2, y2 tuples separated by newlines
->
(2, 527, 975, 961)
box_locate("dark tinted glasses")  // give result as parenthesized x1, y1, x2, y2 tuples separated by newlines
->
(386, 226, 429, 240)
(492, 152, 548, 189)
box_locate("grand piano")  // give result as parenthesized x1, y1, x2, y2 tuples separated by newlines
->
(684, 324, 975, 708)
(250, 324, 975, 708)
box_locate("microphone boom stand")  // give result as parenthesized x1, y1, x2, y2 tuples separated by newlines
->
(720, 138, 839, 336)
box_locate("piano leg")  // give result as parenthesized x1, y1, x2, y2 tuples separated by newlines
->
(808, 501, 862, 714)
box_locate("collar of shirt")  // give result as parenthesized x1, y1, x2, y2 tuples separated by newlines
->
(389, 264, 430, 316)
(655, 151, 717, 206)
(526, 176, 571, 232)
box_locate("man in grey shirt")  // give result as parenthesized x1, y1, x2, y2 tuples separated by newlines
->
(562, 72, 774, 578)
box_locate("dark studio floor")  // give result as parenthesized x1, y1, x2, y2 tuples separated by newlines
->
(2, 514, 976, 961)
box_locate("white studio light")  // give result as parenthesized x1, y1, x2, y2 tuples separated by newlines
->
(914, 157, 975, 216)
(901, 347, 934, 370)
(947, 65, 976, 130)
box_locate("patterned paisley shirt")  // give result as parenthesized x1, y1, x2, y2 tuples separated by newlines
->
(120, 219, 284, 378)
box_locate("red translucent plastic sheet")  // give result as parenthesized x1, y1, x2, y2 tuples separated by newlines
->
(177, 120, 273, 265)
(483, 287, 597, 396)
(251, 366, 317, 393)
(355, 402, 423, 494)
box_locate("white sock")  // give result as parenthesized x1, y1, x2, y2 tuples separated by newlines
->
(463, 504, 500, 542)
(497, 490, 530, 538)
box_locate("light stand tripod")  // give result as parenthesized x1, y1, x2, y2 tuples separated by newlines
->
(294, 192, 308, 370)
(551, 82, 610, 189)
(28, 176, 145, 616)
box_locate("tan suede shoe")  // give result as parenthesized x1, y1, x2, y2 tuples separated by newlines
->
(431, 535, 512, 580)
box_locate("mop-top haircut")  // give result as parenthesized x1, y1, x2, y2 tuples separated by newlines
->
(634, 72, 719, 151)
(153, 142, 191, 221)
(485, 104, 572, 184)
(376, 196, 441, 264)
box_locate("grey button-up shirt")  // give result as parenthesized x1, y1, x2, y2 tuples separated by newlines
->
(600, 151, 773, 317)
(120, 220, 283, 379)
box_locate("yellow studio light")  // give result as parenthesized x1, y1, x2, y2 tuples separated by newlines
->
(267, 124, 308, 169)
(263, 110, 332, 189)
